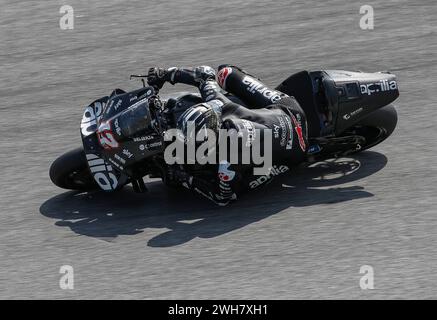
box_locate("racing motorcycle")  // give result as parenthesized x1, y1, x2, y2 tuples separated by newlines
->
(49, 69, 399, 192)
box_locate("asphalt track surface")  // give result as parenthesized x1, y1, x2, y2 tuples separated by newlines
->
(0, 0, 436, 299)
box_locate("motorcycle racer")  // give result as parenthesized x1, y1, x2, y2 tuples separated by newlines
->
(143, 65, 308, 206)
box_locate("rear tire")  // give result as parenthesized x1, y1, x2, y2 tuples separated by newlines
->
(49, 147, 97, 191)
(346, 104, 398, 152)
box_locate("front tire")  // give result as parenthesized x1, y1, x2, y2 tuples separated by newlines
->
(49, 147, 97, 191)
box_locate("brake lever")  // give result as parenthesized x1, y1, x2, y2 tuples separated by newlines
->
(129, 74, 149, 88)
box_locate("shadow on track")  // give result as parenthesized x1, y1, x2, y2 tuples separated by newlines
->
(40, 151, 387, 247)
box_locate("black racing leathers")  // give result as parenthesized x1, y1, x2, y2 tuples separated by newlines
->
(162, 66, 308, 206)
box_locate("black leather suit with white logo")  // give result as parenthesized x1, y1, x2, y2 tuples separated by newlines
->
(150, 65, 308, 206)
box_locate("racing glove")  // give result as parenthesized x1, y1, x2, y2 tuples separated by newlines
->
(148, 66, 217, 89)
(147, 67, 171, 90)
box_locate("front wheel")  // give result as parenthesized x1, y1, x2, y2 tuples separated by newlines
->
(49, 147, 98, 191)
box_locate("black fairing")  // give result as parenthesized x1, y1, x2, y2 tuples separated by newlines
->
(93, 86, 164, 177)
(276, 70, 399, 137)
(321, 70, 399, 135)
(276, 71, 324, 137)
(101, 87, 156, 122)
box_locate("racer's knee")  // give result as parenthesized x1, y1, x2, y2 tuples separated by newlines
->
(217, 65, 287, 108)
(268, 100, 308, 164)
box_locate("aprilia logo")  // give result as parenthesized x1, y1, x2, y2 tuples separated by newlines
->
(242, 76, 283, 103)
(360, 80, 398, 96)
(85, 153, 118, 191)
(249, 165, 289, 189)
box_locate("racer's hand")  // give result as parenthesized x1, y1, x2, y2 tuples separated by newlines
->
(147, 67, 168, 90)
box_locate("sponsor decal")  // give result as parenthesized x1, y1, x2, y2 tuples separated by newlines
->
(307, 144, 322, 154)
(249, 165, 289, 189)
(290, 113, 306, 152)
(80, 101, 105, 136)
(108, 157, 124, 170)
(218, 161, 235, 182)
(360, 80, 398, 96)
(277, 116, 286, 147)
(114, 153, 126, 165)
(113, 118, 122, 136)
(85, 153, 118, 191)
(343, 107, 364, 120)
(114, 99, 122, 110)
(284, 116, 294, 150)
(133, 135, 155, 142)
(241, 119, 256, 147)
(275, 115, 293, 149)
(139, 141, 163, 151)
(122, 149, 133, 159)
(242, 76, 282, 103)
(217, 67, 233, 89)
(127, 97, 150, 113)
(273, 124, 280, 139)
(97, 121, 119, 150)
(104, 98, 122, 115)
(148, 141, 163, 148)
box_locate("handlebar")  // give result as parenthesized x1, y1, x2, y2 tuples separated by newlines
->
(129, 74, 151, 89)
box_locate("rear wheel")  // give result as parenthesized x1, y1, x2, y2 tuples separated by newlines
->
(345, 104, 398, 152)
(49, 147, 98, 191)
(307, 104, 398, 161)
